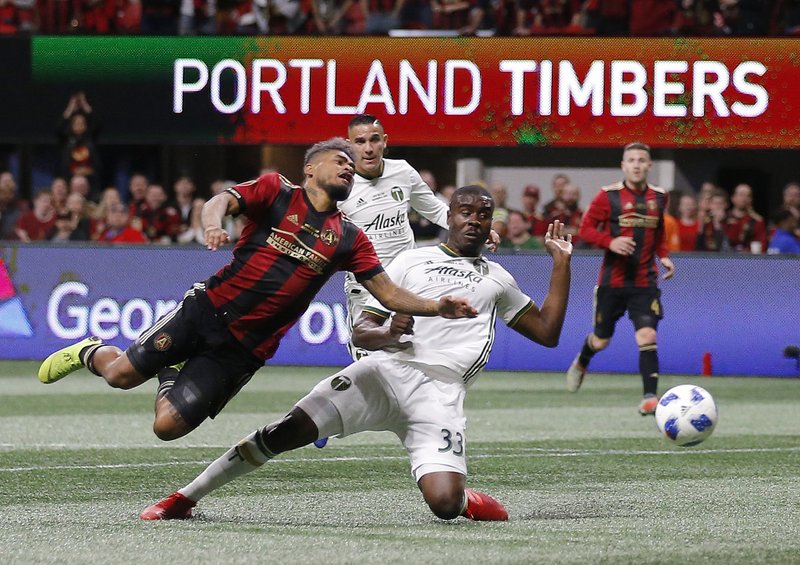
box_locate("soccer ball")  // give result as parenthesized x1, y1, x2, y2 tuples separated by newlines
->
(655, 385, 718, 447)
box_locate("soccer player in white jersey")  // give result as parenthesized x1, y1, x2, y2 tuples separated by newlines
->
(338, 114, 451, 361)
(141, 185, 573, 523)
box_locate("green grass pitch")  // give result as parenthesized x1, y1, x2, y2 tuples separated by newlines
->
(1, 360, 798, 564)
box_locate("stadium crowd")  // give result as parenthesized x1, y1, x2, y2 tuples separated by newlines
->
(0, 1, 799, 37)
(2, 162, 799, 254)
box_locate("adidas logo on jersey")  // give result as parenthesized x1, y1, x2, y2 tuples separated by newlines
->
(356, 198, 367, 207)
(287, 214, 299, 225)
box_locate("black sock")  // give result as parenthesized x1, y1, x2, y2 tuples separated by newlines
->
(639, 344, 659, 396)
(156, 368, 179, 400)
(79, 344, 104, 376)
(578, 335, 597, 368)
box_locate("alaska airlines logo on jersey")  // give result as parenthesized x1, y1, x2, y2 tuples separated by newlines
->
(267, 228, 330, 274)
(390, 186, 403, 202)
(618, 213, 659, 229)
(363, 210, 406, 231)
(425, 264, 484, 292)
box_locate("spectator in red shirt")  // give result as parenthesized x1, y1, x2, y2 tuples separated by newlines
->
(628, 0, 676, 35)
(51, 177, 69, 216)
(15, 190, 57, 242)
(97, 202, 148, 244)
(520, 184, 548, 239)
(59, 93, 101, 197)
(0, 0, 34, 34)
(583, 0, 628, 35)
(139, 183, 182, 243)
(545, 181, 582, 240)
(126, 173, 149, 219)
(696, 189, 731, 251)
(725, 183, 767, 253)
(675, 191, 699, 251)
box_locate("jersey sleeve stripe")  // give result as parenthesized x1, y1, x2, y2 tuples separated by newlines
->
(362, 305, 390, 319)
(506, 300, 535, 328)
(353, 265, 385, 283)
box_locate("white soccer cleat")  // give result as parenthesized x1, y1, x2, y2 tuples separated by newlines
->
(565, 355, 586, 393)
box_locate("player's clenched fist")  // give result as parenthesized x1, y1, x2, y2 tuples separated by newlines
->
(204, 227, 231, 251)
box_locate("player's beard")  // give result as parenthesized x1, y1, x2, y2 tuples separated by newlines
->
(325, 182, 351, 201)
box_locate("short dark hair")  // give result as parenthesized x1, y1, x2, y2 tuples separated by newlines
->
(451, 185, 494, 209)
(623, 142, 651, 156)
(304, 137, 354, 165)
(348, 114, 382, 130)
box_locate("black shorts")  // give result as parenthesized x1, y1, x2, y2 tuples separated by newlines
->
(592, 286, 663, 340)
(126, 289, 263, 426)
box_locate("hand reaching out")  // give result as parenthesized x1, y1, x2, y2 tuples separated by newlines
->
(544, 220, 573, 258)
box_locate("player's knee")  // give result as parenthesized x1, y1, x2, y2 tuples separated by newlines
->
(152, 413, 191, 441)
(152, 398, 195, 441)
(424, 491, 464, 521)
(103, 355, 146, 389)
(419, 473, 466, 520)
(591, 335, 610, 351)
(635, 327, 657, 344)
(104, 369, 143, 389)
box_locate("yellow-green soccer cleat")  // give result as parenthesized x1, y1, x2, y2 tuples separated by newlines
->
(38, 336, 102, 384)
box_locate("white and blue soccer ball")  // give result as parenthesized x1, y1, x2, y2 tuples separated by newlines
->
(655, 385, 718, 447)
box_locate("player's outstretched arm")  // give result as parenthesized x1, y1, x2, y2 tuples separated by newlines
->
(361, 272, 478, 319)
(511, 221, 572, 347)
(201, 192, 238, 250)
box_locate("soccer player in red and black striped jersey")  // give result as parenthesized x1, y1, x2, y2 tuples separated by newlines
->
(565, 142, 675, 416)
(38, 138, 477, 441)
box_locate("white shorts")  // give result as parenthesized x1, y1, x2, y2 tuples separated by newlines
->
(295, 356, 468, 481)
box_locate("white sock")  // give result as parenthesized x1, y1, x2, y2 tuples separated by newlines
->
(179, 429, 275, 501)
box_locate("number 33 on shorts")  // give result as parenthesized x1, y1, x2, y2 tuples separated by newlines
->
(438, 428, 464, 456)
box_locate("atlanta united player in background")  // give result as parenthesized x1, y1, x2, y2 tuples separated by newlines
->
(565, 142, 675, 415)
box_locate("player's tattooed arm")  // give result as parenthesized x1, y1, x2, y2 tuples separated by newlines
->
(361, 272, 478, 319)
